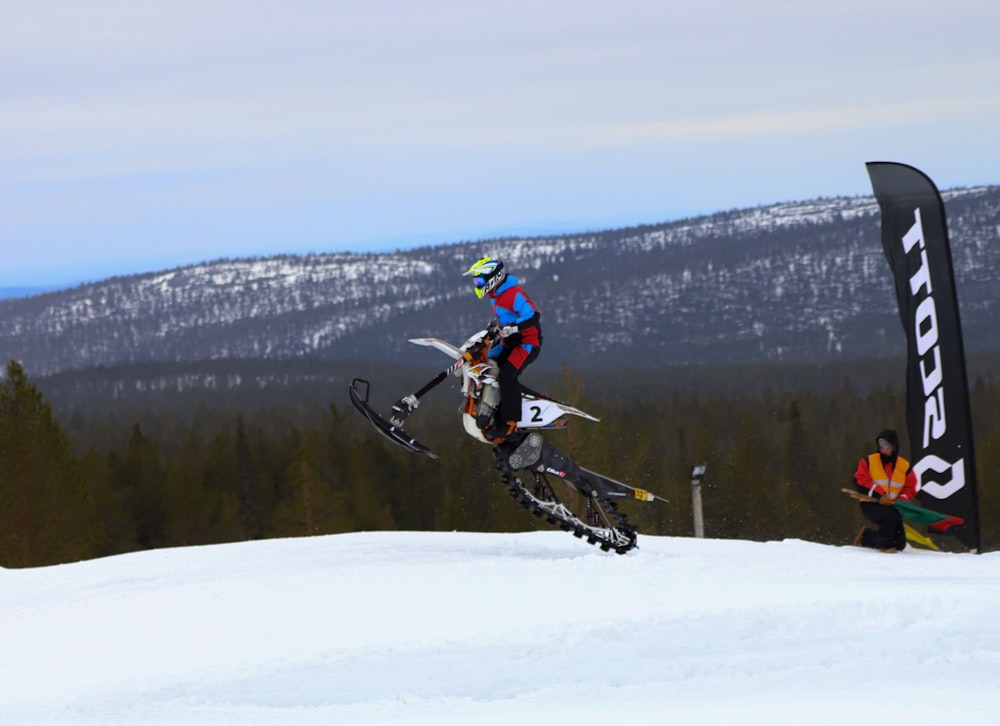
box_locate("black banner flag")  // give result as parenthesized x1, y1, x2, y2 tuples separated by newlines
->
(865, 161, 981, 553)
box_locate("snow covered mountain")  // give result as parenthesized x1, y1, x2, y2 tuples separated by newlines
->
(3, 187, 999, 377)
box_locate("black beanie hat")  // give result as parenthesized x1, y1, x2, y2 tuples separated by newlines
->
(876, 428, 900, 452)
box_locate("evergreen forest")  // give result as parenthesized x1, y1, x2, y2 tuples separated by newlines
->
(3, 357, 998, 568)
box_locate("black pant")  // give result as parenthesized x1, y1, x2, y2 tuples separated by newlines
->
(496, 347, 540, 423)
(859, 501, 906, 550)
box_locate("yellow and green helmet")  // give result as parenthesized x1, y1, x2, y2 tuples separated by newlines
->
(464, 257, 506, 299)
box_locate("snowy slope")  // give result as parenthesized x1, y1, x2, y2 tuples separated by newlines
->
(2, 531, 998, 725)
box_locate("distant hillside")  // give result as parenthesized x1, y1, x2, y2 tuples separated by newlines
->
(3, 187, 999, 378)
(0, 286, 55, 300)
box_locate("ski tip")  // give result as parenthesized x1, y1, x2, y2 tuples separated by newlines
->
(630, 487, 667, 503)
(348, 379, 439, 460)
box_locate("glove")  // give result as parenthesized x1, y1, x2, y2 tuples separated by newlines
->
(878, 493, 893, 506)
(499, 325, 519, 338)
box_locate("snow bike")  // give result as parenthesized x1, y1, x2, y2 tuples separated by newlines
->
(349, 323, 666, 554)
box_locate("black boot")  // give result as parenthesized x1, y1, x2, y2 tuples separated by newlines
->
(483, 419, 517, 443)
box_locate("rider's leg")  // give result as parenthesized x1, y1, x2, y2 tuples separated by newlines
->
(491, 346, 539, 436)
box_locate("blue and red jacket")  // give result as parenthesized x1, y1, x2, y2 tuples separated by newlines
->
(488, 275, 542, 359)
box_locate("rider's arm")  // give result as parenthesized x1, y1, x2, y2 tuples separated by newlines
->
(510, 291, 540, 327)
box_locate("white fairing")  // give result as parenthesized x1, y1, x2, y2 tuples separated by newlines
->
(409, 336, 466, 360)
(462, 415, 491, 443)
(410, 332, 599, 444)
(518, 397, 597, 426)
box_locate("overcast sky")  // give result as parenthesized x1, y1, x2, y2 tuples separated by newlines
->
(3, 0, 1000, 287)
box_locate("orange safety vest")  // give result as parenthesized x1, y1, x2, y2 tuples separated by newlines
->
(867, 453, 910, 500)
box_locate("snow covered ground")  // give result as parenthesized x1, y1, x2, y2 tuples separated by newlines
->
(2, 530, 998, 725)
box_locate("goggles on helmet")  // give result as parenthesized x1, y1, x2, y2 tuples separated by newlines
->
(464, 257, 503, 298)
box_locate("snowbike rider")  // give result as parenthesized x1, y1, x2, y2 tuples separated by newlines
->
(463, 257, 542, 443)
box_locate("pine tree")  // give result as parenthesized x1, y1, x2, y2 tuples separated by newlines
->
(272, 428, 349, 536)
(0, 360, 75, 566)
(201, 429, 244, 543)
(75, 448, 132, 558)
(780, 397, 825, 540)
(714, 409, 776, 540)
(162, 430, 216, 547)
(236, 415, 265, 539)
(113, 424, 167, 550)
